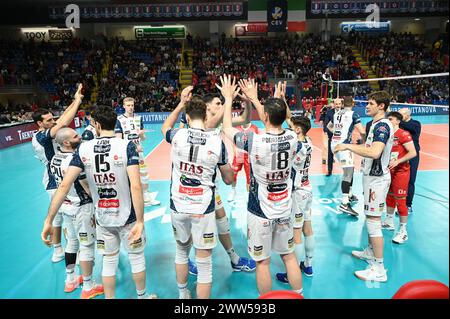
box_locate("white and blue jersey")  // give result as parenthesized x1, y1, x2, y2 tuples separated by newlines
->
(362, 119, 394, 176)
(291, 137, 313, 190)
(234, 129, 298, 220)
(166, 128, 228, 215)
(50, 151, 92, 209)
(331, 108, 361, 147)
(115, 114, 143, 146)
(31, 129, 57, 190)
(81, 124, 97, 142)
(69, 137, 140, 227)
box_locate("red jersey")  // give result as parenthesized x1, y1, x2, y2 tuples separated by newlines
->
(391, 128, 413, 172)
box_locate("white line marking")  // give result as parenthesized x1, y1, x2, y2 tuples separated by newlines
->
(161, 214, 172, 224)
(144, 206, 167, 222)
(422, 131, 449, 138)
(144, 140, 164, 160)
(420, 151, 449, 161)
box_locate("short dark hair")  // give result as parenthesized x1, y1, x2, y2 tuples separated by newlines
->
(32, 108, 52, 124)
(203, 93, 221, 105)
(185, 99, 207, 121)
(387, 111, 403, 122)
(291, 116, 311, 135)
(91, 105, 117, 131)
(368, 91, 391, 111)
(264, 98, 286, 126)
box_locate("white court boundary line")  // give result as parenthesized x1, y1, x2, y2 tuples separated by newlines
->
(420, 151, 449, 162)
(144, 140, 164, 160)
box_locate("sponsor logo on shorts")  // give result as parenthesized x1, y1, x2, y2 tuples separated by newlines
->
(253, 245, 263, 256)
(98, 199, 120, 208)
(379, 203, 385, 212)
(364, 204, 369, 211)
(276, 217, 290, 225)
(268, 189, 289, 201)
(203, 233, 215, 244)
(96, 240, 105, 250)
(288, 237, 294, 249)
(79, 232, 88, 242)
(215, 194, 222, 206)
(179, 185, 203, 196)
(130, 238, 143, 249)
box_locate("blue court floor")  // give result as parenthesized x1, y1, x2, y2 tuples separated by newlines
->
(0, 116, 448, 299)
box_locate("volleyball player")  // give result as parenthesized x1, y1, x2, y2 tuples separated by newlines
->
(186, 93, 256, 275)
(161, 85, 234, 298)
(81, 109, 98, 142)
(276, 116, 315, 282)
(115, 97, 160, 206)
(334, 91, 394, 282)
(47, 128, 104, 299)
(327, 95, 366, 216)
(223, 76, 303, 295)
(383, 111, 417, 244)
(228, 121, 260, 202)
(42, 106, 156, 299)
(32, 84, 84, 263)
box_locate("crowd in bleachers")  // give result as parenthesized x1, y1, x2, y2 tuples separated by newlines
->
(0, 31, 448, 121)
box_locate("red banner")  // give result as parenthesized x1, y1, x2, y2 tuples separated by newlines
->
(0, 117, 81, 150)
(235, 23, 268, 37)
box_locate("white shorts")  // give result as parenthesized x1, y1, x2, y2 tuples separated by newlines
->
(47, 189, 63, 227)
(247, 212, 295, 261)
(96, 221, 146, 255)
(62, 203, 96, 247)
(363, 174, 391, 217)
(292, 188, 313, 229)
(332, 144, 354, 168)
(171, 210, 217, 250)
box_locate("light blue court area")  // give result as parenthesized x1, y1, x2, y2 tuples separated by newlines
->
(0, 116, 448, 299)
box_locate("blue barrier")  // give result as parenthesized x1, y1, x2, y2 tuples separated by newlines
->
(353, 104, 449, 117)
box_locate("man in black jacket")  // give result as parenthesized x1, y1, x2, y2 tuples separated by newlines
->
(399, 108, 421, 214)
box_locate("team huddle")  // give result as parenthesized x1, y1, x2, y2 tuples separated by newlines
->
(33, 75, 417, 299)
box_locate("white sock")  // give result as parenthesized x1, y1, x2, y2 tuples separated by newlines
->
(342, 193, 349, 205)
(226, 247, 240, 265)
(54, 243, 63, 253)
(137, 288, 147, 299)
(296, 242, 305, 263)
(385, 214, 394, 223)
(177, 282, 188, 298)
(82, 275, 93, 291)
(349, 187, 353, 198)
(374, 258, 384, 270)
(66, 266, 76, 282)
(400, 223, 407, 232)
(304, 235, 315, 268)
(293, 288, 303, 295)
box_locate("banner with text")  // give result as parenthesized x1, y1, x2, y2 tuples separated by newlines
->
(267, 0, 288, 32)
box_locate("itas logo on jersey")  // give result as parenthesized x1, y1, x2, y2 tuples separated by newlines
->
(94, 173, 116, 184)
(179, 185, 203, 196)
(180, 161, 203, 176)
(266, 169, 290, 182)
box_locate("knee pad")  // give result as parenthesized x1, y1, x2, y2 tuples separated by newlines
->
(196, 255, 213, 284)
(52, 212, 63, 227)
(129, 251, 146, 274)
(79, 243, 95, 262)
(65, 238, 79, 254)
(304, 235, 315, 257)
(386, 194, 396, 208)
(366, 219, 382, 238)
(342, 167, 354, 183)
(102, 253, 119, 277)
(216, 216, 230, 235)
(396, 197, 408, 217)
(175, 239, 192, 265)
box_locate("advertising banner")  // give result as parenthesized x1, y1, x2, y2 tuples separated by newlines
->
(235, 23, 268, 36)
(135, 26, 186, 39)
(267, 0, 288, 32)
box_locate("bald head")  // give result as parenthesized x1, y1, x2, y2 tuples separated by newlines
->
(55, 127, 81, 150)
(399, 108, 411, 121)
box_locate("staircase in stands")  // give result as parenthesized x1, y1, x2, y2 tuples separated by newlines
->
(350, 45, 380, 91)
